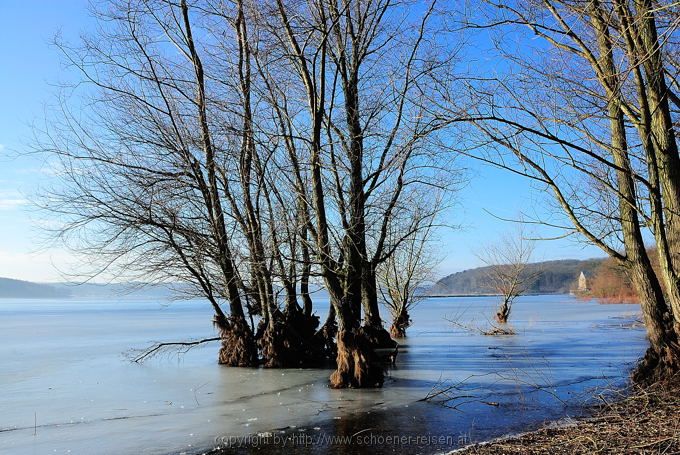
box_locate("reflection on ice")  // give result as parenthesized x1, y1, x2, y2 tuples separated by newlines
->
(0, 295, 646, 454)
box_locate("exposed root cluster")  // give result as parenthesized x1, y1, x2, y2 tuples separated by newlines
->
(632, 345, 680, 386)
(256, 309, 325, 368)
(136, 305, 402, 389)
(390, 310, 411, 338)
(216, 316, 258, 367)
(482, 326, 516, 336)
(329, 328, 386, 389)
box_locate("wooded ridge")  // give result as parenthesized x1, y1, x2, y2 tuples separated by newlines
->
(430, 259, 604, 296)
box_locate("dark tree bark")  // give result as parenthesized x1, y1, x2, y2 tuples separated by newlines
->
(460, 0, 680, 381)
(389, 308, 411, 339)
(589, 0, 680, 381)
(182, 0, 257, 365)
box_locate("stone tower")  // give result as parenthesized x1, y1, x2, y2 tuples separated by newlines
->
(577, 271, 588, 292)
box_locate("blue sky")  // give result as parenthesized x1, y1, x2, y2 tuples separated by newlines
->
(0, 0, 93, 282)
(0, 1, 603, 282)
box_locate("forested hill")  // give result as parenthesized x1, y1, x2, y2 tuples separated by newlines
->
(0, 277, 72, 299)
(430, 258, 604, 296)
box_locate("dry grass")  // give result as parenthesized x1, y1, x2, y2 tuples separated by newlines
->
(455, 378, 680, 454)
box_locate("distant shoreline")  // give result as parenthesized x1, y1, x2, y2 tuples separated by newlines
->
(425, 292, 568, 298)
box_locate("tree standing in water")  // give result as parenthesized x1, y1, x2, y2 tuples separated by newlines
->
(378, 213, 441, 338)
(261, 0, 460, 387)
(40, 0, 462, 387)
(449, 0, 680, 382)
(479, 228, 538, 324)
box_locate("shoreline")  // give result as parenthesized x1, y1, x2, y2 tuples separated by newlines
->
(451, 378, 680, 454)
(200, 376, 680, 455)
(198, 373, 641, 455)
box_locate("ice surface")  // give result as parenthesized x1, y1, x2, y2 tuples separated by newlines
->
(0, 295, 646, 454)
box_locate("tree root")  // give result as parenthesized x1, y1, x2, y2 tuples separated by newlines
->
(257, 309, 326, 367)
(390, 310, 411, 338)
(216, 315, 258, 367)
(482, 326, 515, 336)
(329, 328, 385, 389)
(632, 345, 680, 386)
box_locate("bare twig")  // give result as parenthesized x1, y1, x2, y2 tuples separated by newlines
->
(131, 337, 220, 363)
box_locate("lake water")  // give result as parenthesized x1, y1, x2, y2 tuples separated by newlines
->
(0, 295, 646, 454)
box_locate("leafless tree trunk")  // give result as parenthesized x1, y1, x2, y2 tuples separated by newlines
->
(378, 208, 441, 338)
(257, 0, 459, 387)
(40, 0, 462, 387)
(478, 227, 538, 324)
(180, 0, 261, 367)
(452, 0, 680, 381)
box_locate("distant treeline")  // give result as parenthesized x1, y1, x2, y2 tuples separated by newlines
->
(430, 259, 604, 296)
(584, 251, 665, 304)
(430, 256, 660, 304)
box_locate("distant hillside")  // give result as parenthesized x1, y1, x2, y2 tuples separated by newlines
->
(0, 277, 72, 299)
(430, 258, 604, 296)
(1, 258, 605, 300)
(0, 278, 181, 300)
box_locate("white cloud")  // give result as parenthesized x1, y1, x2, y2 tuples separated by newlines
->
(0, 198, 28, 210)
(0, 189, 29, 210)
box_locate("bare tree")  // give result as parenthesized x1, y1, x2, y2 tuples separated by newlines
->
(258, 0, 461, 387)
(38, 0, 268, 366)
(38, 0, 463, 388)
(37, 0, 328, 368)
(478, 228, 539, 324)
(443, 0, 680, 381)
(378, 211, 440, 338)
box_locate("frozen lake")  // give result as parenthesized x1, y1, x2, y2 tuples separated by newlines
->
(0, 295, 646, 454)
